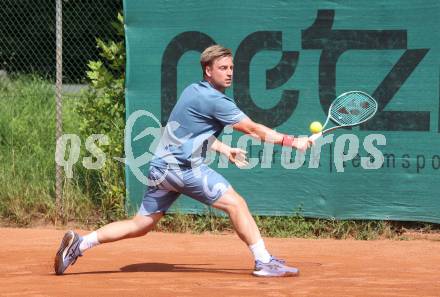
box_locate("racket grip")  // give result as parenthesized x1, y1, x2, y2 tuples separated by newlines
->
(309, 132, 323, 142)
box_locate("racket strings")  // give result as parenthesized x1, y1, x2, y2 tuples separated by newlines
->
(330, 92, 377, 126)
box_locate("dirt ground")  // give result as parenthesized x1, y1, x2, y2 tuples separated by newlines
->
(0, 227, 439, 297)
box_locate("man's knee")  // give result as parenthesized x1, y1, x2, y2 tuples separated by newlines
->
(213, 187, 248, 214)
(132, 213, 162, 235)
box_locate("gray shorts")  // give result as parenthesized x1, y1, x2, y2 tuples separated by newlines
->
(138, 164, 230, 215)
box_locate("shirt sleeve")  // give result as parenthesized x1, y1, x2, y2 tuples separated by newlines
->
(213, 96, 247, 126)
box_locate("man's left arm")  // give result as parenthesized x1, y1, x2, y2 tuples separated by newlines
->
(210, 138, 248, 168)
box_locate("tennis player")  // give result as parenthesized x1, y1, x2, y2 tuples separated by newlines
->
(54, 45, 312, 277)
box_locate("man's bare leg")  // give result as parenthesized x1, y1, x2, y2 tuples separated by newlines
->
(54, 213, 163, 275)
(79, 213, 163, 252)
(95, 213, 163, 243)
(212, 186, 261, 246)
(212, 187, 299, 277)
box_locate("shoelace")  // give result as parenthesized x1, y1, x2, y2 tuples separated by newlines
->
(270, 256, 286, 265)
(66, 242, 82, 265)
(256, 256, 286, 269)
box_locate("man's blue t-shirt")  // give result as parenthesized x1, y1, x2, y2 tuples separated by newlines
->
(150, 80, 246, 168)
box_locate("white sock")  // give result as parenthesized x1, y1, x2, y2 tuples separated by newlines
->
(79, 231, 100, 253)
(249, 239, 271, 263)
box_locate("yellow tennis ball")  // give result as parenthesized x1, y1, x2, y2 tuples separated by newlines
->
(309, 121, 323, 134)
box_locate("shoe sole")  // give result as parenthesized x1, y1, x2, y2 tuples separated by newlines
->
(252, 269, 300, 277)
(54, 231, 75, 275)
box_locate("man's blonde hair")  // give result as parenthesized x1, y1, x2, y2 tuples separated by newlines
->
(200, 45, 233, 77)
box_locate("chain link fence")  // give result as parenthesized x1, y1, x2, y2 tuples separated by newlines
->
(0, 0, 123, 221)
(0, 0, 122, 84)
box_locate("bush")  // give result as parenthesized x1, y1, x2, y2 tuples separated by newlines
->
(76, 13, 126, 223)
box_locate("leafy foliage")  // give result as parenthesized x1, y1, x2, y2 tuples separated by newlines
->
(76, 13, 126, 222)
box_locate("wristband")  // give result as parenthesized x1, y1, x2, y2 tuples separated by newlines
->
(281, 135, 295, 147)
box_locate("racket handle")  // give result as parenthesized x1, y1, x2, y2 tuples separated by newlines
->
(309, 132, 323, 142)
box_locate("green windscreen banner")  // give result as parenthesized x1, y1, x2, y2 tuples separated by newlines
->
(123, 1, 440, 223)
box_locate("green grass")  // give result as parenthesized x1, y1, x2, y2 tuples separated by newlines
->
(0, 75, 95, 226)
(156, 212, 395, 240)
(157, 212, 440, 240)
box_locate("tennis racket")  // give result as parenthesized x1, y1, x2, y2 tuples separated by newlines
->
(309, 91, 378, 141)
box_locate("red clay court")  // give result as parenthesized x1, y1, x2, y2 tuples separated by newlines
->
(0, 227, 439, 296)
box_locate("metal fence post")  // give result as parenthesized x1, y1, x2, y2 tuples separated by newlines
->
(55, 0, 63, 221)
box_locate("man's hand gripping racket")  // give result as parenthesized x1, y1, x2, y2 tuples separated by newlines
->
(309, 91, 378, 142)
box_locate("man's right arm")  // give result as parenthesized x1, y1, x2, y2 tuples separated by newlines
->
(232, 117, 312, 151)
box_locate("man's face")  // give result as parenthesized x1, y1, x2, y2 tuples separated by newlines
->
(205, 56, 233, 92)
